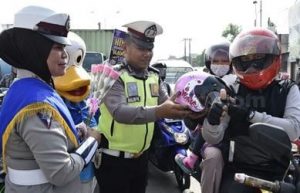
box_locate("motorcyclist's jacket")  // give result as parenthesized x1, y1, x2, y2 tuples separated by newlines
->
(228, 79, 294, 137)
(99, 69, 159, 153)
(224, 79, 295, 173)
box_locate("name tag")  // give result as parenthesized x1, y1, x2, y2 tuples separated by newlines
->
(127, 96, 141, 103)
(127, 82, 140, 103)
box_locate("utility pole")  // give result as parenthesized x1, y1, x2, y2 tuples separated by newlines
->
(259, 0, 262, 27)
(183, 38, 192, 63)
(183, 38, 187, 62)
(188, 38, 192, 64)
(253, 1, 257, 27)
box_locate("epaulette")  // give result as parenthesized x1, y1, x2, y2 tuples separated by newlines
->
(113, 63, 126, 72)
(148, 66, 159, 74)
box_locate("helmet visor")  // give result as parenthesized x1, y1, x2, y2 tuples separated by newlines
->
(232, 54, 275, 72)
(230, 35, 280, 59)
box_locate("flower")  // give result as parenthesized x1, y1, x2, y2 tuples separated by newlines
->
(87, 63, 121, 123)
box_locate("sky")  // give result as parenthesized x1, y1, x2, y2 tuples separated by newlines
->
(0, 0, 298, 61)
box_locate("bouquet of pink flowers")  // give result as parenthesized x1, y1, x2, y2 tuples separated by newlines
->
(87, 63, 121, 121)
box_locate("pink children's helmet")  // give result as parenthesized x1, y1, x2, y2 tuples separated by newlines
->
(175, 71, 226, 112)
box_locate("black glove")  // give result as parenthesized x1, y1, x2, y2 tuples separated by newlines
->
(228, 103, 251, 122)
(207, 102, 225, 125)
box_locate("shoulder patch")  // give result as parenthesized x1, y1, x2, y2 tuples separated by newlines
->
(113, 63, 125, 71)
(37, 111, 53, 129)
(148, 66, 159, 74)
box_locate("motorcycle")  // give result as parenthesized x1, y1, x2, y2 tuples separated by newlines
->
(231, 123, 300, 193)
(185, 122, 299, 193)
(149, 118, 191, 191)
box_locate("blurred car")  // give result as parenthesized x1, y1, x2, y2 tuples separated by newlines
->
(0, 58, 11, 80)
(193, 66, 208, 72)
(82, 51, 106, 72)
(151, 59, 194, 94)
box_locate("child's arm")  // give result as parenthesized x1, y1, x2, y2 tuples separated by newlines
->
(201, 114, 230, 145)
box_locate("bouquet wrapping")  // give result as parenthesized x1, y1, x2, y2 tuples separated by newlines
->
(87, 63, 121, 120)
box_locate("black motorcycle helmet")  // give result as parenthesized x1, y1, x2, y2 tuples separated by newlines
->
(204, 40, 232, 77)
(151, 62, 167, 81)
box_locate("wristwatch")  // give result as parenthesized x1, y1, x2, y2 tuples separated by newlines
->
(248, 110, 255, 121)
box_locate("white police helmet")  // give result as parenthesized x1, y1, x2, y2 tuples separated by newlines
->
(123, 20, 163, 49)
(14, 5, 71, 45)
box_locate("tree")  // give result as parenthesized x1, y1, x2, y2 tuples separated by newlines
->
(192, 49, 205, 67)
(222, 23, 242, 42)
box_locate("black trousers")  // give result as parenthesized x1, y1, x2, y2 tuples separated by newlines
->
(95, 151, 149, 193)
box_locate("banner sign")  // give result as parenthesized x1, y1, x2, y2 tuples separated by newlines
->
(109, 29, 126, 65)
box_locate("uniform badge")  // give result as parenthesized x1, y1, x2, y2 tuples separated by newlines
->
(144, 25, 157, 38)
(37, 111, 53, 129)
(127, 82, 140, 103)
(150, 83, 159, 97)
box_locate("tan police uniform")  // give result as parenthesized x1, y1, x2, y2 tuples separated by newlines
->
(95, 20, 166, 193)
(5, 110, 84, 193)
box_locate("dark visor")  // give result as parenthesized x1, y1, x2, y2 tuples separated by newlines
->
(232, 54, 275, 72)
(36, 21, 68, 37)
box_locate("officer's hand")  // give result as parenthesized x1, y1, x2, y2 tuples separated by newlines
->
(155, 95, 191, 120)
(76, 122, 88, 140)
(87, 128, 101, 144)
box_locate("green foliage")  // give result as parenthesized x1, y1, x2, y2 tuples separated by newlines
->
(192, 49, 205, 67)
(222, 23, 242, 42)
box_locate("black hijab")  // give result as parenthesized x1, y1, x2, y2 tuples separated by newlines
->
(0, 28, 54, 84)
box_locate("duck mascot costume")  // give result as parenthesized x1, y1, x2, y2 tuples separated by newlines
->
(53, 31, 98, 193)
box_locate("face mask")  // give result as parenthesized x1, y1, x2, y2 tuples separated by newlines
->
(210, 64, 230, 77)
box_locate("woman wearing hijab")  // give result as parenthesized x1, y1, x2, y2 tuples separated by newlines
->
(0, 5, 100, 193)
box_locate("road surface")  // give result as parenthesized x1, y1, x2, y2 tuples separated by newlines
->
(146, 162, 201, 193)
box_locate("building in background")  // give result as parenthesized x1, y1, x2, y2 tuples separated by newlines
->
(288, 1, 300, 81)
(71, 29, 114, 59)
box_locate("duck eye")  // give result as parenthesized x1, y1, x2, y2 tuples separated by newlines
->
(76, 56, 82, 63)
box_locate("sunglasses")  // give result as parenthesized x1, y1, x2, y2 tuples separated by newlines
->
(232, 54, 274, 72)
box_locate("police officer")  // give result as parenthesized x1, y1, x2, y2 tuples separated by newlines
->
(0, 5, 100, 193)
(53, 31, 99, 193)
(95, 20, 191, 193)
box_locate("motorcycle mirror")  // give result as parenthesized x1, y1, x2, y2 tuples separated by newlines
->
(249, 123, 291, 162)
